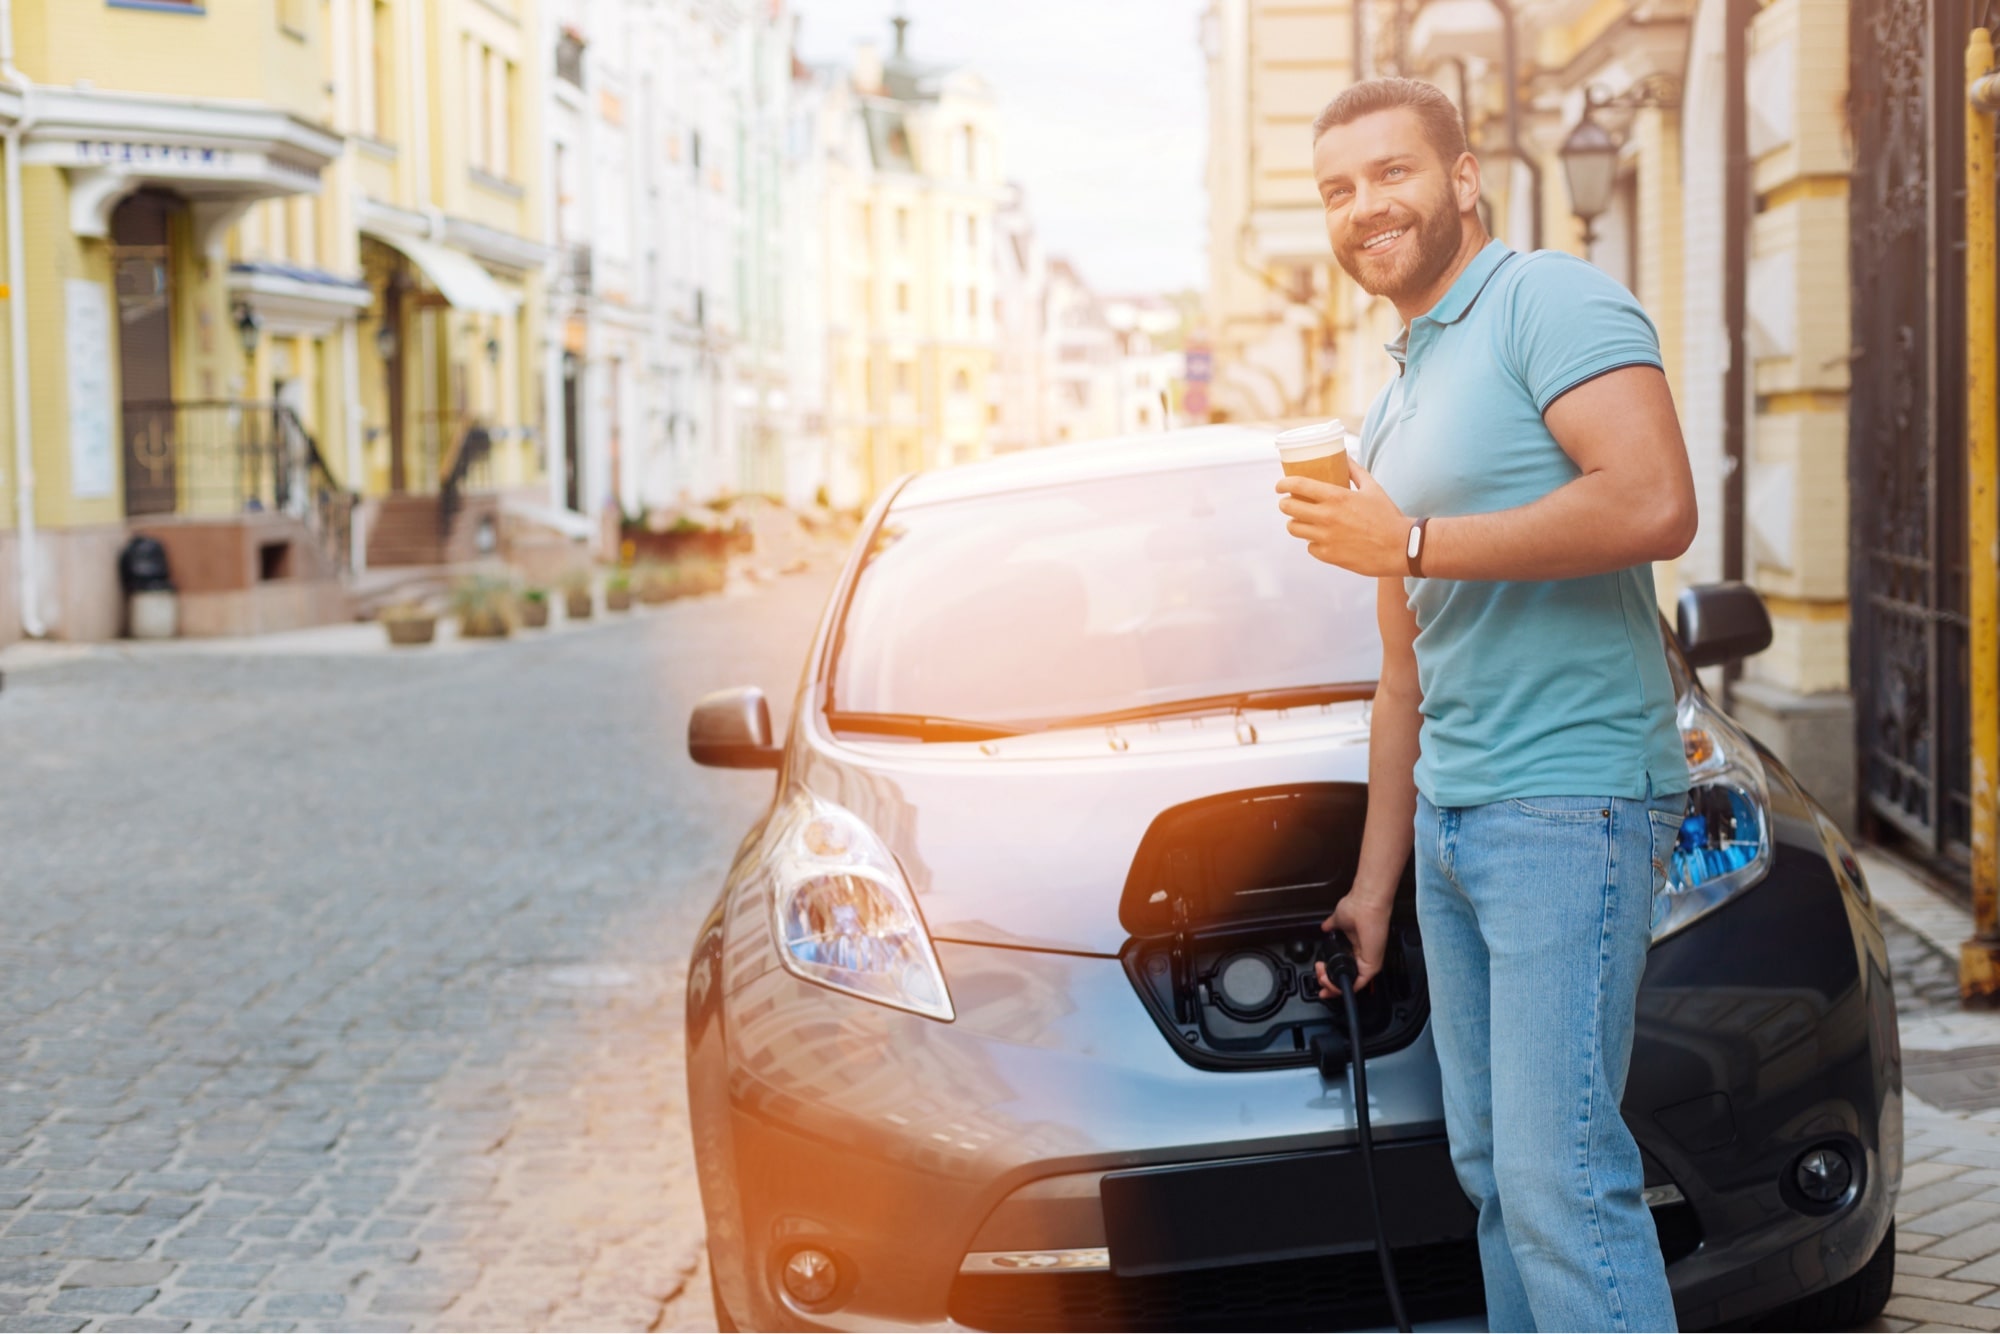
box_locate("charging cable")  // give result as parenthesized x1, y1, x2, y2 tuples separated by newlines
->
(1318, 930, 1411, 1334)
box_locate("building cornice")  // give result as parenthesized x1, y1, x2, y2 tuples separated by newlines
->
(19, 86, 341, 249)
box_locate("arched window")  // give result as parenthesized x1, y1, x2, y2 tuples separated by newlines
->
(951, 369, 971, 395)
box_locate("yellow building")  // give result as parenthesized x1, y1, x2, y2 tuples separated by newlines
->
(811, 17, 1003, 502)
(0, 0, 546, 646)
(1204, 0, 1374, 426)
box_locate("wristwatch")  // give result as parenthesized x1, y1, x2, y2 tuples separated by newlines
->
(1406, 517, 1430, 578)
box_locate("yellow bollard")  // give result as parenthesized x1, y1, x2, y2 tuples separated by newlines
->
(1961, 28, 2000, 1002)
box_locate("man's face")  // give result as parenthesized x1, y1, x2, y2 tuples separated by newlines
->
(1313, 108, 1467, 303)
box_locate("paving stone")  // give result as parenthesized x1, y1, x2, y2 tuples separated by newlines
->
(0, 1264, 64, 1290)
(1894, 1273, 1999, 1304)
(0, 1319, 89, 1333)
(1927, 1221, 2000, 1262)
(1902, 1249, 1968, 1277)
(154, 1291, 253, 1319)
(262, 1294, 346, 1319)
(99, 1322, 188, 1333)
(1909, 1200, 2000, 1238)
(0, 1199, 25, 1216)
(178, 1264, 272, 1289)
(85, 1196, 146, 1216)
(156, 1237, 241, 1261)
(1885, 1295, 2000, 1330)
(60, 1262, 173, 1289)
(46, 1286, 159, 1315)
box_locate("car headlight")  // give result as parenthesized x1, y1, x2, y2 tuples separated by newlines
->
(767, 793, 955, 1021)
(1651, 690, 1774, 943)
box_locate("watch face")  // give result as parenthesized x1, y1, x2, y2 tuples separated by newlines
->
(1407, 525, 1423, 559)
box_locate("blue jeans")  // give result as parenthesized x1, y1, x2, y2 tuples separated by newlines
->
(1415, 791, 1686, 1333)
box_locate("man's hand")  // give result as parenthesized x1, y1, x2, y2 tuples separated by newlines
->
(1316, 887, 1395, 996)
(1276, 460, 1409, 577)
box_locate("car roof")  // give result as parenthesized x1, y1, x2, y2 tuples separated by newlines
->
(891, 424, 1293, 508)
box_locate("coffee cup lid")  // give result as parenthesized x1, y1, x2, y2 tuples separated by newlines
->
(1274, 420, 1347, 456)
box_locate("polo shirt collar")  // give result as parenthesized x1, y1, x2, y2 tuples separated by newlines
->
(1383, 238, 1514, 366)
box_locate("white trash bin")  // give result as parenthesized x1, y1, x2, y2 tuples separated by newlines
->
(128, 589, 179, 640)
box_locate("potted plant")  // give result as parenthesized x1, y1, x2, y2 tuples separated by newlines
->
(604, 568, 633, 611)
(453, 574, 515, 639)
(635, 560, 678, 605)
(379, 601, 437, 647)
(517, 586, 550, 629)
(561, 569, 593, 620)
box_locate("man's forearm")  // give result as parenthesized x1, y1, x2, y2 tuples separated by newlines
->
(1353, 681, 1421, 902)
(1422, 470, 1693, 582)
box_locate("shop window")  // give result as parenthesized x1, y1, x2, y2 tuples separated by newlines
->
(896, 282, 910, 315)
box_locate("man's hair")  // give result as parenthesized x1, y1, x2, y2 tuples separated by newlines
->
(1311, 77, 1469, 165)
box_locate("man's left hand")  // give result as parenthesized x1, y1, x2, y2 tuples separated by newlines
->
(1276, 459, 1408, 577)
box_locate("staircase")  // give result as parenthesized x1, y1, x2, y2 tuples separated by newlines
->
(364, 493, 501, 567)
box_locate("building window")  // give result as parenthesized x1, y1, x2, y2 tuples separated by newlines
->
(855, 279, 870, 319)
(895, 282, 910, 314)
(965, 288, 977, 318)
(894, 362, 912, 395)
(556, 26, 586, 88)
(368, 0, 394, 141)
(895, 207, 909, 249)
(962, 125, 977, 177)
(278, 0, 307, 36)
(966, 215, 977, 249)
(951, 369, 971, 395)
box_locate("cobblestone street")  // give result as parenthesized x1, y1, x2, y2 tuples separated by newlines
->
(6, 565, 2000, 1332)
(0, 572, 835, 1332)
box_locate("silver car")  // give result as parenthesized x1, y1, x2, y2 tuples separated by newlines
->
(685, 426, 1900, 1331)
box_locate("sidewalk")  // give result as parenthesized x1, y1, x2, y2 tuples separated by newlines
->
(1863, 851, 2000, 1332)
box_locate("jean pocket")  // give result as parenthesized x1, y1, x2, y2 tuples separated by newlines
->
(1504, 796, 1613, 822)
(1649, 807, 1686, 887)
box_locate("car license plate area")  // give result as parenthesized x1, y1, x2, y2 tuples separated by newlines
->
(1100, 1137, 1475, 1277)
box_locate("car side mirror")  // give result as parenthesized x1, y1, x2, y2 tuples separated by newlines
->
(689, 687, 783, 769)
(1676, 582, 1773, 669)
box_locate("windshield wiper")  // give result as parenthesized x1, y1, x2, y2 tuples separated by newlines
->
(824, 711, 1024, 742)
(1033, 682, 1377, 732)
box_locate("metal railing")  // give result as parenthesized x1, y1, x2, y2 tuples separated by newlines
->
(122, 400, 354, 573)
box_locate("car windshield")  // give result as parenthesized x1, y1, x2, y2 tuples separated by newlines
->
(828, 460, 1382, 730)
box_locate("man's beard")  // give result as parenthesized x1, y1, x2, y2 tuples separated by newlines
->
(1332, 186, 1463, 303)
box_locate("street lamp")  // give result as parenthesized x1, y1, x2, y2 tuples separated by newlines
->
(234, 304, 263, 361)
(1558, 96, 1620, 247)
(374, 319, 398, 362)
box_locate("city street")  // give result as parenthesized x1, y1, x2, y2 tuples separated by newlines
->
(0, 572, 838, 1332)
(4, 564, 2000, 1332)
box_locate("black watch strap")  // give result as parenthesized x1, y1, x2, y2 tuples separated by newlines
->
(1406, 517, 1430, 578)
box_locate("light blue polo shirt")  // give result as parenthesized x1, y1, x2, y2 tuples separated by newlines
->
(1356, 240, 1688, 808)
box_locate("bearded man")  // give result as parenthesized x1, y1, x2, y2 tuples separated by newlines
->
(1278, 78, 1699, 1332)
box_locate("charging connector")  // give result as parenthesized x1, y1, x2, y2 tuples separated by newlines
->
(1317, 930, 1411, 1333)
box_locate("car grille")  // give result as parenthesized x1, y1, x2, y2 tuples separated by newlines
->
(947, 1239, 1486, 1332)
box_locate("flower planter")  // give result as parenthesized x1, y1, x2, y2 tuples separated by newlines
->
(518, 599, 550, 629)
(605, 586, 633, 611)
(383, 615, 437, 647)
(564, 591, 593, 620)
(460, 609, 512, 639)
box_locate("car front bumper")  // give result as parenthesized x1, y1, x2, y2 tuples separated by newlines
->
(689, 839, 1900, 1331)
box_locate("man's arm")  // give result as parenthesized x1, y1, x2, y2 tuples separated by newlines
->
(1277, 365, 1699, 580)
(1318, 576, 1420, 996)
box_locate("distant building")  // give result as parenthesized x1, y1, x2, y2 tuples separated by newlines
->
(1043, 260, 1120, 446)
(990, 184, 1048, 454)
(798, 16, 1006, 502)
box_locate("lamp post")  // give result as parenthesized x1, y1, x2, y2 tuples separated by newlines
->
(1558, 96, 1620, 248)
(234, 305, 263, 361)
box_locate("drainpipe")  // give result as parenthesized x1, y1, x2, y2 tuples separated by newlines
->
(1961, 27, 1999, 999)
(1720, 0, 1750, 695)
(1490, 0, 1543, 252)
(0, 0, 42, 638)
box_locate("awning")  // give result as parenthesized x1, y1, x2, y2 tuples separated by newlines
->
(366, 228, 519, 316)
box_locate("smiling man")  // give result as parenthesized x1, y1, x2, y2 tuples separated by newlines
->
(1279, 78, 1698, 1332)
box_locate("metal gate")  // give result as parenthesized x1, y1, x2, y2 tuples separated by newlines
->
(1848, 0, 1973, 870)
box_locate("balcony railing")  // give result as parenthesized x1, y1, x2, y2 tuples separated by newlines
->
(121, 400, 353, 573)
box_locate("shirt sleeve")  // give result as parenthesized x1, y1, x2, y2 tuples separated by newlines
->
(1502, 254, 1663, 414)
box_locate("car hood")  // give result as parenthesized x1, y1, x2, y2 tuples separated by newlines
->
(790, 704, 1373, 957)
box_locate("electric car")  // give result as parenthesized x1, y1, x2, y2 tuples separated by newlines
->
(684, 426, 1901, 1332)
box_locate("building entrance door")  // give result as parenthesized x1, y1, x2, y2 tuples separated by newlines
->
(112, 191, 177, 516)
(1848, 0, 1973, 874)
(563, 353, 582, 512)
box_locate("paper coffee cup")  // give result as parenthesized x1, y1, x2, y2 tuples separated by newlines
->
(1275, 420, 1351, 489)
